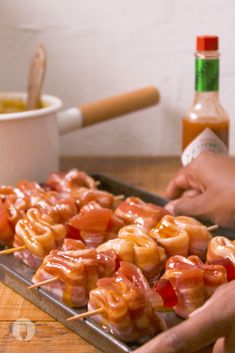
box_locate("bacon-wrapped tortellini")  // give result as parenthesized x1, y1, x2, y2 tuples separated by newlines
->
(32, 238, 119, 306)
(150, 215, 212, 260)
(174, 216, 212, 259)
(114, 197, 169, 231)
(207, 236, 235, 265)
(46, 169, 115, 209)
(17, 180, 78, 223)
(88, 262, 166, 342)
(46, 169, 97, 192)
(0, 187, 29, 246)
(13, 208, 67, 268)
(162, 255, 227, 318)
(68, 201, 125, 248)
(97, 225, 166, 282)
(32, 239, 98, 306)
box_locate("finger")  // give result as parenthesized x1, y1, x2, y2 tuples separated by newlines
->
(166, 192, 210, 218)
(213, 338, 225, 353)
(190, 284, 227, 319)
(165, 157, 206, 200)
(165, 189, 202, 212)
(133, 307, 227, 353)
(181, 188, 202, 198)
(165, 171, 192, 199)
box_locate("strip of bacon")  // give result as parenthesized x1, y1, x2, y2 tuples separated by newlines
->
(46, 169, 97, 192)
(72, 187, 115, 209)
(114, 197, 169, 231)
(0, 185, 25, 202)
(116, 262, 164, 309)
(68, 201, 124, 248)
(69, 201, 112, 233)
(96, 250, 119, 278)
(188, 255, 227, 298)
(5, 195, 29, 226)
(17, 180, 45, 197)
(208, 258, 235, 282)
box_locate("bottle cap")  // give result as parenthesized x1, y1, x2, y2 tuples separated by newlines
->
(196, 35, 219, 51)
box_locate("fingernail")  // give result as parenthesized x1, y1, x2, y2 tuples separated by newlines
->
(164, 202, 175, 214)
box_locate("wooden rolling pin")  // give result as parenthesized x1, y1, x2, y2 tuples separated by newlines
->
(79, 86, 160, 127)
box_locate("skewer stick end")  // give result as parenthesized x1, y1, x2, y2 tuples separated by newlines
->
(67, 307, 104, 322)
(206, 224, 219, 232)
(114, 194, 125, 201)
(28, 276, 58, 290)
(0, 245, 26, 255)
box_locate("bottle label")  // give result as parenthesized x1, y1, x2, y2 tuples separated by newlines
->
(181, 128, 228, 166)
(195, 58, 219, 92)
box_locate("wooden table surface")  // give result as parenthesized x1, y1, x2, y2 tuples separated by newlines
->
(0, 157, 213, 353)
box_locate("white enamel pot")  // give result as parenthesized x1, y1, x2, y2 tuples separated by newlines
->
(0, 87, 160, 184)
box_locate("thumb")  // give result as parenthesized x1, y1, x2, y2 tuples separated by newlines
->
(165, 193, 209, 218)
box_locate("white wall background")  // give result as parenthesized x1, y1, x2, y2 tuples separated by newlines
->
(0, 0, 235, 156)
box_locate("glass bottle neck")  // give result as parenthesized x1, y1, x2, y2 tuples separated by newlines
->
(195, 51, 220, 93)
(194, 91, 220, 103)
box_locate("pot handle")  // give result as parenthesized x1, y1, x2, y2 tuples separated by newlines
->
(57, 86, 160, 135)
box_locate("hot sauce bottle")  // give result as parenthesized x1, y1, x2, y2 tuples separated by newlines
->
(181, 35, 229, 165)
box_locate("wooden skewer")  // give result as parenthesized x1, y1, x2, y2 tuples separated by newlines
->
(67, 307, 104, 322)
(28, 276, 58, 289)
(0, 245, 26, 255)
(206, 225, 218, 232)
(114, 194, 125, 201)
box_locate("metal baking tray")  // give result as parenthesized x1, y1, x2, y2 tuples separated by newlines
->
(0, 174, 234, 353)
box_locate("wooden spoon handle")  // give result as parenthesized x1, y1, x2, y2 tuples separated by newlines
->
(80, 86, 160, 127)
(27, 44, 47, 110)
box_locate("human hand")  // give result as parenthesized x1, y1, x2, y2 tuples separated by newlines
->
(165, 151, 235, 228)
(133, 280, 235, 353)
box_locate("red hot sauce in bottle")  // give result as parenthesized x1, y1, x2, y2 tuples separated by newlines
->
(181, 35, 229, 165)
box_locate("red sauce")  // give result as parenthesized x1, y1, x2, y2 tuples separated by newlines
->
(153, 278, 178, 307)
(182, 117, 229, 150)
